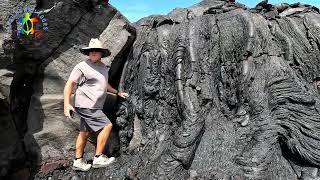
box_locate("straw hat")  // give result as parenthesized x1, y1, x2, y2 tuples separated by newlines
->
(80, 38, 111, 57)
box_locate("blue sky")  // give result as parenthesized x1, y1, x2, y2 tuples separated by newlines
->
(109, 0, 319, 22)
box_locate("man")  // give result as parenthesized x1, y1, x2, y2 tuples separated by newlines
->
(63, 38, 129, 171)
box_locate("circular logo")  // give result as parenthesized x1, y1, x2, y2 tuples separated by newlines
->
(3, 6, 49, 41)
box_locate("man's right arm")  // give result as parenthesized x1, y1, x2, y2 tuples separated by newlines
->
(63, 80, 77, 118)
(64, 64, 83, 118)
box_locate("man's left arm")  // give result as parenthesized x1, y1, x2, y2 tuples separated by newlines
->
(106, 83, 129, 99)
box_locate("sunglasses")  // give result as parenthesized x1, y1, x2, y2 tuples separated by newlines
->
(89, 48, 103, 53)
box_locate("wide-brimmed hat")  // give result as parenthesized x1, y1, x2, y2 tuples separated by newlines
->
(80, 38, 111, 57)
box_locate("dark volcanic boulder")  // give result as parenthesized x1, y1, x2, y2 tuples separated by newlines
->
(106, 0, 320, 179)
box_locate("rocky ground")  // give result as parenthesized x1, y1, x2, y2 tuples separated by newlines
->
(1, 0, 320, 179)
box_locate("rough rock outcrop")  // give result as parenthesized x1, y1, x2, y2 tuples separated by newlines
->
(0, 0, 135, 178)
(110, 0, 320, 179)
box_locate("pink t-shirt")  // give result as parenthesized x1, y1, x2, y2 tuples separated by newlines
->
(68, 59, 110, 109)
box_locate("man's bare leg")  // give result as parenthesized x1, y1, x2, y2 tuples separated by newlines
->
(76, 131, 89, 158)
(95, 123, 113, 156)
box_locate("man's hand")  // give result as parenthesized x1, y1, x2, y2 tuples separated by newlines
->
(64, 80, 77, 119)
(64, 104, 75, 119)
(117, 92, 129, 99)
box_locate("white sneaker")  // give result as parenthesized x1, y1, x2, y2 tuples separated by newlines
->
(92, 154, 115, 168)
(72, 158, 91, 171)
